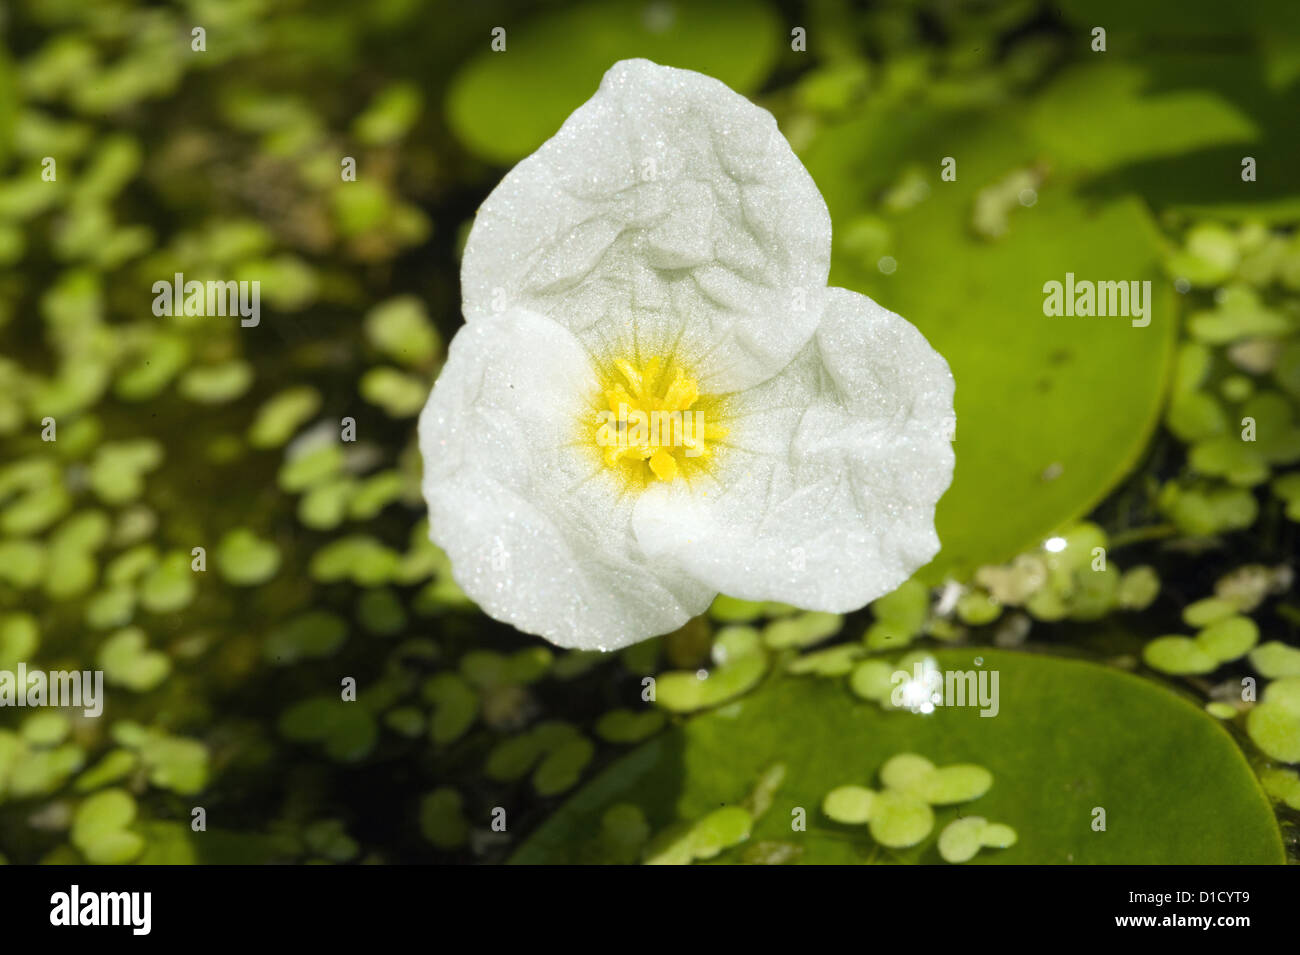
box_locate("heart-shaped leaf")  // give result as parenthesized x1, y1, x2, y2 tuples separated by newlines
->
(802, 102, 1178, 579)
(446, 0, 781, 164)
(512, 649, 1284, 863)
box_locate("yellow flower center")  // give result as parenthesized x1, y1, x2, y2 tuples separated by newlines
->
(589, 355, 728, 487)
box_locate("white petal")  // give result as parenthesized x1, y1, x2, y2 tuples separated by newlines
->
(460, 58, 831, 392)
(632, 287, 955, 611)
(419, 309, 714, 650)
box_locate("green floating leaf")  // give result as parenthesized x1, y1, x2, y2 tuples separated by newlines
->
(74, 749, 138, 793)
(303, 819, 360, 863)
(330, 178, 392, 235)
(915, 765, 994, 805)
(595, 709, 667, 744)
(1221, 375, 1254, 404)
(353, 82, 423, 146)
(279, 444, 344, 493)
(708, 595, 764, 623)
(89, 440, 163, 505)
(43, 542, 97, 600)
(310, 535, 402, 585)
(486, 731, 549, 783)
(762, 612, 842, 649)
(248, 386, 321, 448)
(1250, 641, 1300, 678)
(1246, 677, 1300, 763)
(357, 587, 407, 636)
(2, 483, 71, 535)
(619, 639, 659, 676)
(1116, 566, 1160, 611)
(937, 816, 984, 864)
(115, 332, 189, 402)
(483, 721, 588, 791)
(879, 754, 994, 806)
(849, 658, 901, 704)
(1276, 342, 1300, 401)
(1244, 391, 1300, 466)
(278, 696, 377, 763)
(871, 579, 930, 636)
(72, 788, 144, 865)
(359, 367, 429, 418)
(446, 0, 780, 164)
(419, 787, 468, 850)
(938, 816, 1018, 863)
(1259, 768, 1300, 810)
(787, 643, 864, 677)
(235, 256, 317, 310)
(1158, 481, 1258, 537)
(1143, 635, 1217, 675)
(84, 585, 136, 630)
(298, 477, 357, 530)
(643, 805, 754, 865)
(879, 752, 935, 792)
(22, 712, 70, 747)
(1206, 701, 1239, 720)
(106, 544, 158, 587)
(534, 736, 595, 797)
(383, 706, 426, 739)
(0, 540, 46, 589)
(598, 804, 651, 864)
(98, 627, 171, 692)
(822, 785, 875, 825)
(459, 650, 508, 688)
(689, 806, 753, 859)
(5, 742, 84, 798)
(654, 651, 767, 714)
(1173, 339, 1212, 391)
(178, 360, 254, 404)
(138, 551, 196, 613)
(553, 649, 607, 679)
(264, 611, 348, 664)
(1166, 390, 1228, 443)
(1195, 615, 1258, 662)
(1182, 597, 1240, 628)
(956, 590, 1002, 626)
(216, 528, 281, 586)
(348, 471, 406, 520)
(1275, 471, 1300, 521)
(1189, 286, 1290, 345)
(1025, 62, 1256, 179)
(863, 618, 917, 652)
(1189, 436, 1268, 487)
(512, 647, 555, 684)
(712, 625, 761, 664)
(514, 649, 1284, 863)
(0, 612, 39, 670)
(867, 790, 934, 849)
(804, 101, 1176, 579)
(1145, 614, 1259, 674)
(365, 296, 440, 367)
(423, 673, 479, 745)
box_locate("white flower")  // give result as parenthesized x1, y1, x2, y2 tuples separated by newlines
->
(419, 59, 954, 651)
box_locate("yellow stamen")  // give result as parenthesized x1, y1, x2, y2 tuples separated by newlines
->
(649, 448, 678, 481)
(588, 353, 728, 487)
